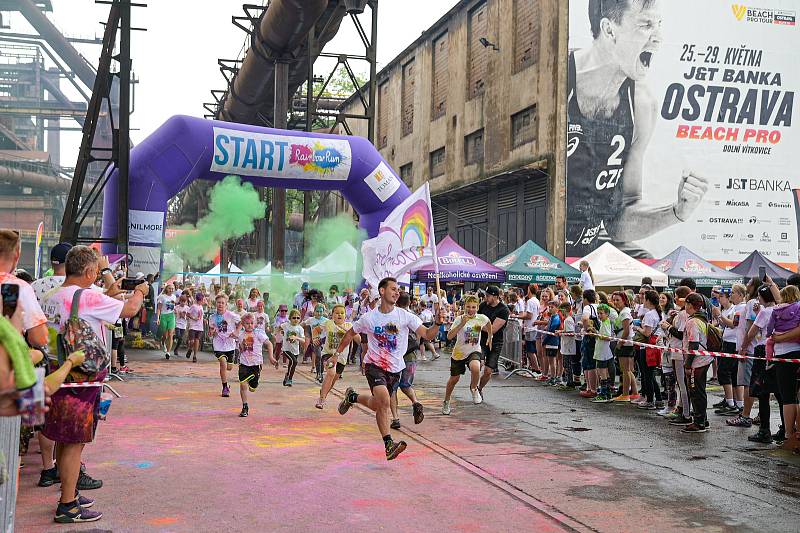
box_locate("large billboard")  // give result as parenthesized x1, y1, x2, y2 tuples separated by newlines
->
(566, 0, 799, 268)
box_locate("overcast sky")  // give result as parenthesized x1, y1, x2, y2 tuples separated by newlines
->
(4, 0, 457, 164)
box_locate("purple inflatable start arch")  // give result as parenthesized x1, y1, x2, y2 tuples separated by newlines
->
(101, 115, 410, 271)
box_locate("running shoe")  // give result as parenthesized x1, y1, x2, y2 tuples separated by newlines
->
(315, 398, 326, 410)
(628, 394, 641, 401)
(385, 440, 407, 461)
(442, 400, 451, 415)
(390, 419, 401, 430)
(656, 406, 672, 416)
(773, 426, 786, 443)
(76, 493, 94, 508)
(76, 471, 103, 491)
(186, 350, 191, 359)
(654, 401, 666, 410)
(119, 366, 133, 373)
(752, 415, 761, 425)
(747, 430, 773, 443)
(668, 414, 693, 425)
(471, 388, 483, 405)
(536, 375, 549, 382)
(637, 402, 656, 410)
(432, 352, 441, 360)
(38, 467, 60, 487)
(612, 395, 631, 402)
(221, 384, 230, 397)
(284, 379, 293, 387)
(338, 387, 356, 415)
(579, 389, 597, 398)
(726, 415, 752, 427)
(239, 405, 248, 417)
(714, 404, 737, 415)
(556, 383, 576, 391)
(164, 351, 170, 360)
(590, 394, 612, 403)
(712, 399, 727, 409)
(54, 501, 102, 524)
(681, 423, 708, 433)
(192, 355, 197, 363)
(412, 402, 425, 424)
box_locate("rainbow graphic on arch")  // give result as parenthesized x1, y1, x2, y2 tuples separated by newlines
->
(400, 199, 432, 247)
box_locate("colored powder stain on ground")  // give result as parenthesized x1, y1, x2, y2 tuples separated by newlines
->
(147, 516, 181, 526)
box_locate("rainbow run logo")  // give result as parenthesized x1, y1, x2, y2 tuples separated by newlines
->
(289, 141, 346, 175)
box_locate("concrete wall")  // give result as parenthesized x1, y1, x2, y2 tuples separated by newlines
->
(342, 0, 567, 257)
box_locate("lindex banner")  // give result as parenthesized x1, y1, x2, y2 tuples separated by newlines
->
(566, 0, 799, 268)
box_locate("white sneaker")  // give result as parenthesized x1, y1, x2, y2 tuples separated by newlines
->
(442, 400, 451, 415)
(471, 388, 483, 405)
(432, 352, 441, 360)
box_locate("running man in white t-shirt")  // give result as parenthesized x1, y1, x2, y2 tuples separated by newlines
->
(335, 277, 443, 461)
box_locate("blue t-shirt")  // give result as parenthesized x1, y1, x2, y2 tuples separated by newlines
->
(544, 313, 561, 348)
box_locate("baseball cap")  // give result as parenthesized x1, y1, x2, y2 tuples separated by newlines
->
(301, 282, 309, 290)
(486, 286, 501, 297)
(719, 288, 732, 296)
(50, 242, 73, 265)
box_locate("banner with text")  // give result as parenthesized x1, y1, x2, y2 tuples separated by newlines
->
(567, 0, 799, 268)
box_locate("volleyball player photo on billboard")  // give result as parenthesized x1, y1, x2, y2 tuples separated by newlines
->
(566, 0, 709, 258)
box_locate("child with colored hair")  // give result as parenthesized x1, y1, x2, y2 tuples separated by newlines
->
(280, 309, 306, 386)
(316, 304, 352, 409)
(591, 303, 615, 402)
(237, 312, 276, 417)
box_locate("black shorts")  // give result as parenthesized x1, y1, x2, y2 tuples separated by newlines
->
(596, 359, 613, 369)
(322, 354, 346, 376)
(482, 342, 503, 371)
(364, 363, 400, 392)
(545, 348, 558, 358)
(616, 345, 635, 358)
(188, 329, 203, 341)
(718, 341, 739, 386)
(215, 350, 235, 364)
(450, 353, 481, 376)
(238, 364, 261, 389)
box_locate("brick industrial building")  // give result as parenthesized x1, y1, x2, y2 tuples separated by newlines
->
(342, 0, 568, 260)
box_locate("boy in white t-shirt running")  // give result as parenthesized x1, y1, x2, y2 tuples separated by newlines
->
(442, 294, 492, 414)
(209, 294, 241, 397)
(237, 313, 276, 417)
(186, 293, 205, 363)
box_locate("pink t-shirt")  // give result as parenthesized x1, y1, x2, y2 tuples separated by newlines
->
(187, 304, 204, 332)
(42, 285, 124, 346)
(238, 329, 270, 366)
(1, 272, 47, 333)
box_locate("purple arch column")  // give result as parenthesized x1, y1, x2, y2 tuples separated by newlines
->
(101, 115, 410, 255)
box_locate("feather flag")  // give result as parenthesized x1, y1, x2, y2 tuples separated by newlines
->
(361, 182, 437, 289)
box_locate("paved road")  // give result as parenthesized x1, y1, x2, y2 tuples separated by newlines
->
(16, 348, 800, 532)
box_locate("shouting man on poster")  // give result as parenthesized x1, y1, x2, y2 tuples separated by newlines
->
(566, 0, 709, 257)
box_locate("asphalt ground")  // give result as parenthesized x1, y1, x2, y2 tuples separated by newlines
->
(15, 347, 800, 532)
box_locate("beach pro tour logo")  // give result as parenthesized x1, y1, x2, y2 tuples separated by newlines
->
(732, 4, 796, 25)
(439, 251, 476, 267)
(525, 255, 559, 270)
(211, 127, 352, 181)
(681, 259, 712, 274)
(495, 253, 517, 268)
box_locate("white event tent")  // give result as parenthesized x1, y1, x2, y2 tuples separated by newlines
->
(570, 242, 668, 287)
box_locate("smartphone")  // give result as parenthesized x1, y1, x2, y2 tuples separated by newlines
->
(759, 266, 767, 281)
(1, 283, 19, 318)
(17, 367, 46, 427)
(121, 278, 141, 291)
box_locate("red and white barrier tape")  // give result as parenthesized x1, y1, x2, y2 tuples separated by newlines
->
(60, 382, 104, 389)
(526, 328, 800, 364)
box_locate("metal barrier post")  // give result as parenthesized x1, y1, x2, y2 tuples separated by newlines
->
(499, 318, 535, 379)
(0, 416, 21, 532)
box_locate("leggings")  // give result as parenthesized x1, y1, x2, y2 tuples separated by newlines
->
(314, 346, 324, 377)
(637, 348, 662, 402)
(673, 363, 691, 414)
(284, 351, 298, 381)
(662, 370, 677, 407)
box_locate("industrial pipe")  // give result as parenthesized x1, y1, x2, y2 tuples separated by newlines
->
(0, 163, 71, 193)
(220, 0, 328, 124)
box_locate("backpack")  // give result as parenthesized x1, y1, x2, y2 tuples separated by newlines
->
(57, 289, 110, 383)
(692, 313, 722, 353)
